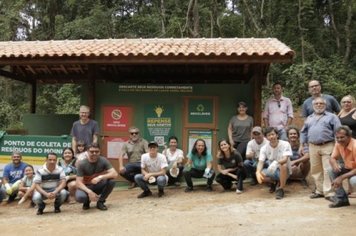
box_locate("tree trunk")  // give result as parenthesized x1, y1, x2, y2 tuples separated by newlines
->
(297, 0, 305, 65)
(327, 0, 341, 52)
(343, 0, 353, 63)
(160, 0, 166, 36)
(242, 0, 261, 33)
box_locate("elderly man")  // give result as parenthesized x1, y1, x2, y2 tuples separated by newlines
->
(0, 151, 28, 203)
(134, 141, 168, 198)
(243, 126, 268, 185)
(301, 97, 341, 200)
(256, 127, 292, 200)
(119, 126, 149, 189)
(76, 143, 118, 211)
(263, 82, 294, 140)
(33, 153, 68, 215)
(328, 126, 356, 208)
(302, 80, 340, 117)
(71, 105, 99, 154)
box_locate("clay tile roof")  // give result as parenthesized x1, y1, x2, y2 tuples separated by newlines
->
(0, 38, 294, 64)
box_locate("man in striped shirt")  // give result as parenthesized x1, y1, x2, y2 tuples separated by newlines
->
(32, 152, 68, 215)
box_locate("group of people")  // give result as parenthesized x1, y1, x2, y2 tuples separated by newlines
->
(1, 80, 355, 213)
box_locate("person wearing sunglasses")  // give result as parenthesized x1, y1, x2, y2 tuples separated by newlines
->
(263, 82, 294, 141)
(76, 143, 118, 211)
(119, 126, 149, 189)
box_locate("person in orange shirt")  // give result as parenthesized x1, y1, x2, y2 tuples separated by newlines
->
(329, 125, 356, 208)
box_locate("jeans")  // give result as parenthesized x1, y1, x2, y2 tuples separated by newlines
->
(76, 179, 116, 203)
(120, 162, 141, 183)
(328, 167, 356, 202)
(134, 174, 167, 191)
(183, 168, 215, 188)
(32, 188, 68, 208)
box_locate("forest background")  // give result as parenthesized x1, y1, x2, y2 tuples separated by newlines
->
(0, 0, 355, 130)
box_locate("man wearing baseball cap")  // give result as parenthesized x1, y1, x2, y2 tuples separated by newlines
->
(244, 126, 268, 185)
(134, 141, 168, 198)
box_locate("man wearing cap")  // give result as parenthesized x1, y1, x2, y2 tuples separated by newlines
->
(119, 127, 149, 189)
(134, 141, 168, 198)
(300, 97, 341, 200)
(263, 82, 293, 140)
(0, 151, 28, 203)
(328, 126, 356, 208)
(244, 126, 268, 185)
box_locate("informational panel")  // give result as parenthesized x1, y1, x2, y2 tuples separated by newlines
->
(0, 135, 72, 175)
(187, 130, 213, 156)
(188, 98, 214, 124)
(144, 104, 174, 147)
(103, 136, 129, 159)
(103, 106, 132, 132)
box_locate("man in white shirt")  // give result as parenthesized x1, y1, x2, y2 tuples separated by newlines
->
(134, 141, 168, 198)
(256, 127, 292, 200)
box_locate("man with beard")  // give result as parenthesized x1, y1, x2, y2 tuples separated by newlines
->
(76, 143, 118, 211)
(301, 97, 341, 200)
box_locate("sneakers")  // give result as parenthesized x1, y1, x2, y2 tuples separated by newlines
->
(269, 182, 277, 193)
(82, 201, 90, 210)
(37, 208, 44, 215)
(37, 203, 45, 215)
(329, 200, 350, 208)
(54, 207, 61, 213)
(96, 201, 108, 211)
(236, 188, 243, 194)
(137, 190, 152, 198)
(275, 188, 284, 200)
(310, 193, 324, 199)
(158, 190, 164, 198)
(185, 186, 193, 192)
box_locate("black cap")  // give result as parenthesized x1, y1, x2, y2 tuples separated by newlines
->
(148, 141, 158, 147)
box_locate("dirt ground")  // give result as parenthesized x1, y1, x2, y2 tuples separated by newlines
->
(1, 181, 356, 236)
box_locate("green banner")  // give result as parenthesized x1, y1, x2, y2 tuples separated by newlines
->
(188, 98, 213, 123)
(144, 104, 174, 147)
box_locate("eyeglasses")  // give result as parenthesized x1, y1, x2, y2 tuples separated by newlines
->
(314, 102, 325, 105)
(308, 84, 320, 88)
(130, 132, 139, 135)
(341, 101, 351, 104)
(89, 150, 100, 154)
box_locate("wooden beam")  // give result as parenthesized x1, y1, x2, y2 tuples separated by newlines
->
(30, 81, 36, 113)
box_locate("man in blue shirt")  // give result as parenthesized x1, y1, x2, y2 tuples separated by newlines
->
(0, 151, 28, 203)
(301, 97, 341, 200)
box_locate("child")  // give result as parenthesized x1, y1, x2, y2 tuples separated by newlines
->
(18, 165, 36, 206)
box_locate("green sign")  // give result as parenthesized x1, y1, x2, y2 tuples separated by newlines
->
(188, 98, 213, 123)
(144, 104, 174, 147)
(0, 135, 72, 164)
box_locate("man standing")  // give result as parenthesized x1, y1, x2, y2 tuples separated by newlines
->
(0, 151, 28, 203)
(71, 105, 99, 154)
(328, 126, 356, 208)
(243, 126, 268, 185)
(302, 80, 340, 117)
(119, 127, 148, 189)
(76, 143, 118, 211)
(301, 97, 341, 200)
(263, 82, 294, 140)
(134, 141, 168, 198)
(32, 153, 68, 215)
(256, 127, 292, 200)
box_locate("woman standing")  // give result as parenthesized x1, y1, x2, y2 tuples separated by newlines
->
(228, 101, 254, 160)
(338, 95, 356, 139)
(215, 139, 246, 193)
(163, 136, 184, 186)
(184, 139, 215, 192)
(58, 148, 77, 203)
